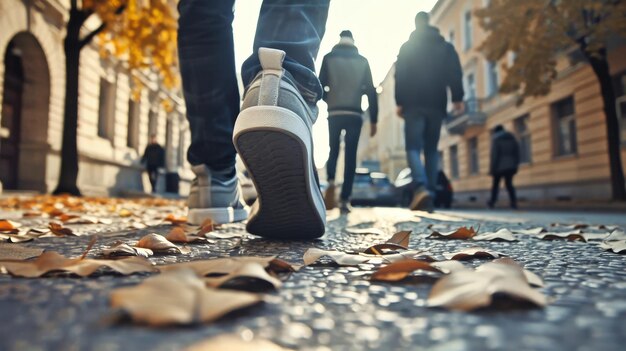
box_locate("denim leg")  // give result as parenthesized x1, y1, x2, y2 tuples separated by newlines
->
(423, 115, 444, 194)
(404, 116, 427, 189)
(340, 116, 363, 200)
(178, 0, 239, 174)
(241, 0, 330, 105)
(490, 174, 502, 204)
(326, 117, 342, 181)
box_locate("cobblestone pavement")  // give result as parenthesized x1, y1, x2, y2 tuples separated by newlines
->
(1, 207, 626, 351)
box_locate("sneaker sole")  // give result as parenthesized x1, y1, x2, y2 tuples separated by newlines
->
(188, 207, 248, 225)
(233, 106, 326, 239)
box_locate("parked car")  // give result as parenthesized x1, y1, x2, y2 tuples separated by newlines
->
(394, 168, 453, 208)
(351, 168, 396, 206)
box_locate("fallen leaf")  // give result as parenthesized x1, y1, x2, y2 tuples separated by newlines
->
(513, 227, 547, 235)
(605, 229, 626, 242)
(362, 231, 412, 254)
(370, 259, 465, 282)
(0, 243, 44, 260)
(0, 220, 21, 232)
(472, 228, 517, 242)
(166, 227, 204, 243)
(371, 250, 437, 263)
(110, 269, 262, 326)
(600, 240, 626, 254)
(204, 262, 282, 291)
(136, 233, 185, 254)
(158, 256, 295, 276)
(427, 259, 547, 311)
(165, 214, 188, 225)
(184, 334, 292, 351)
(428, 226, 477, 240)
(387, 230, 411, 247)
(538, 230, 586, 241)
(477, 258, 544, 287)
(0, 251, 154, 277)
(197, 218, 218, 236)
(443, 247, 506, 260)
(103, 242, 153, 258)
(345, 227, 387, 236)
(303, 248, 370, 266)
(48, 222, 76, 236)
(119, 209, 134, 218)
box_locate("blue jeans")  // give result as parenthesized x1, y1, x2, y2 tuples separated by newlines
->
(326, 115, 363, 201)
(403, 107, 445, 195)
(178, 0, 329, 173)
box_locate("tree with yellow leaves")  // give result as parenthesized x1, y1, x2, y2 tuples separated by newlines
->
(476, 0, 626, 201)
(53, 0, 178, 196)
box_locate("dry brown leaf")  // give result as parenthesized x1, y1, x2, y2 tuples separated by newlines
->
(303, 248, 370, 266)
(387, 230, 411, 247)
(371, 260, 442, 282)
(136, 233, 185, 254)
(472, 229, 517, 242)
(119, 209, 134, 218)
(0, 220, 21, 232)
(428, 226, 477, 240)
(428, 259, 547, 311)
(197, 218, 218, 236)
(166, 227, 204, 243)
(165, 214, 188, 225)
(443, 246, 506, 260)
(477, 258, 544, 287)
(0, 251, 155, 277)
(600, 240, 626, 254)
(185, 334, 292, 351)
(0, 243, 44, 260)
(48, 222, 76, 237)
(538, 230, 586, 241)
(103, 242, 153, 258)
(373, 250, 437, 263)
(158, 256, 295, 276)
(362, 231, 412, 254)
(204, 262, 282, 290)
(110, 269, 262, 326)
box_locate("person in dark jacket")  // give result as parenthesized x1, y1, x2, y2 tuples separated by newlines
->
(395, 12, 464, 212)
(488, 125, 520, 209)
(319, 30, 378, 213)
(141, 134, 165, 193)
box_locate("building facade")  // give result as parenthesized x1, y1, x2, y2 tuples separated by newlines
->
(0, 0, 191, 196)
(371, 0, 626, 205)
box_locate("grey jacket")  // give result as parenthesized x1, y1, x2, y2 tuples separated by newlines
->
(319, 43, 378, 123)
(490, 130, 520, 175)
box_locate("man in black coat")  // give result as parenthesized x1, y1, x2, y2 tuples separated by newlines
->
(488, 125, 520, 209)
(395, 12, 464, 212)
(319, 30, 378, 213)
(141, 134, 165, 193)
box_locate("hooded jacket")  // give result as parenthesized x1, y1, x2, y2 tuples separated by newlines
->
(319, 42, 378, 123)
(490, 130, 520, 175)
(394, 26, 464, 112)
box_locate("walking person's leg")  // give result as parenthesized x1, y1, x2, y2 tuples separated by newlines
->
(148, 168, 158, 193)
(423, 110, 445, 208)
(324, 117, 342, 209)
(504, 171, 517, 209)
(178, 0, 247, 224)
(233, 0, 330, 239)
(403, 111, 430, 211)
(488, 173, 502, 208)
(339, 116, 363, 212)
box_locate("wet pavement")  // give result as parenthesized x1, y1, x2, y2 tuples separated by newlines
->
(1, 207, 626, 351)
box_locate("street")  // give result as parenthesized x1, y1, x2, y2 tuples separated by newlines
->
(1, 206, 625, 351)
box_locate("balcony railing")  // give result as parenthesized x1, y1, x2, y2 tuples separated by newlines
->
(445, 97, 487, 135)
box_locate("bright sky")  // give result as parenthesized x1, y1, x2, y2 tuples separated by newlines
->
(232, 0, 438, 165)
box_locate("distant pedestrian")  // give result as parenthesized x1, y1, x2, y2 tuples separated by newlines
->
(488, 125, 520, 209)
(395, 11, 464, 212)
(320, 30, 378, 214)
(141, 134, 165, 193)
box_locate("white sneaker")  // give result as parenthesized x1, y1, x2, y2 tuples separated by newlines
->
(233, 48, 326, 239)
(187, 165, 248, 225)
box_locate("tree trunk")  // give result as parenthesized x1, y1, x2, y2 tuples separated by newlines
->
(586, 50, 626, 201)
(53, 12, 82, 196)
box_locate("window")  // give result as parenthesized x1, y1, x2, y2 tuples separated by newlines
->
(465, 72, 476, 101)
(449, 145, 459, 179)
(514, 115, 532, 164)
(127, 99, 140, 149)
(448, 29, 455, 47)
(468, 137, 479, 175)
(486, 61, 499, 96)
(463, 10, 473, 51)
(552, 97, 577, 156)
(98, 78, 117, 141)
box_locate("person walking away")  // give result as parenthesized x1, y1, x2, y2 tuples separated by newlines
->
(319, 30, 378, 214)
(141, 134, 165, 193)
(178, 0, 330, 239)
(394, 11, 464, 212)
(488, 125, 520, 209)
